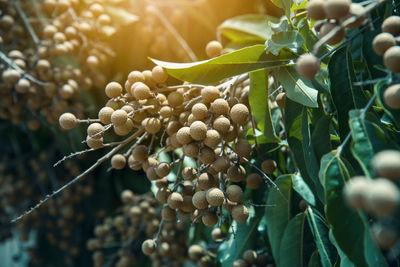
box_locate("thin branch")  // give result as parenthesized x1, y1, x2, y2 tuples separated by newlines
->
(12, 128, 145, 223)
(13, 0, 40, 48)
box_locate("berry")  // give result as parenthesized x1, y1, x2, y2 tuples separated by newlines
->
(201, 86, 220, 103)
(156, 162, 171, 177)
(211, 98, 230, 115)
(133, 82, 151, 100)
(59, 112, 77, 130)
(87, 123, 104, 139)
(371, 224, 398, 249)
(161, 206, 176, 221)
(167, 192, 184, 209)
(151, 66, 168, 84)
(128, 71, 145, 84)
(156, 187, 171, 203)
(86, 136, 103, 149)
(320, 22, 345, 45)
(192, 191, 208, 209)
(372, 33, 395, 56)
(211, 227, 225, 242)
(227, 165, 246, 182)
(188, 245, 204, 260)
(382, 16, 400, 36)
(383, 46, 400, 73)
(296, 53, 321, 79)
(371, 150, 400, 180)
(213, 156, 230, 172)
(243, 250, 257, 264)
(202, 212, 218, 226)
(206, 188, 225, 206)
(176, 126, 193, 145)
(235, 139, 252, 160)
(120, 189, 133, 204)
(261, 159, 277, 174)
(98, 107, 114, 124)
(131, 145, 149, 161)
(190, 121, 207, 141)
(145, 118, 161, 134)
(343, 4, 366, 29)
(192, 103, 208, 120)
(105, 82, 122, 98)
(168, 91, 184, 107)
(206, 40, 223, 58)
(306, 0, 326, 20)
(199, 146, 216, 164)
(246, 173, 263, 189)
(204, 129, 221, 147)
(231, 204, 249, 222)
(366, 178, 400, 217)
(181, 195, 196, 212)
(230, 103, 249, 125)
(226, 185, 243, 203)
(111, 109, 128, 126)
(142, 239, 156, 256)
(198, 173, 216, 190)
(343, 176, 372, 210)
(213, 116, 231, 134)
(324, 0, 351, 19)
(111, 154, 126, 170)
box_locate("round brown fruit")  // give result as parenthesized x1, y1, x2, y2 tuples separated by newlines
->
(324, 0, 351, 19)
(372, 33, 395, 56)
(382, 16, 400, 36)
(206, 40, 223, 58)
(231, 204, 249, 223)
(306, 0, 326, 20)
(296, 53, 321, 79)
(320, 22, 346, 45)
(383, 46, 400, 73)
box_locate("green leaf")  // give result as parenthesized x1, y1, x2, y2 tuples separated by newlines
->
(265, 31, 304, 56)
(270, 0, 293, 18)
(297, 18, 330, 59)
(151, 45, 293, 85)
(103, 5, 138, 26)
(308, 250, 323, 267)
(218, 206, 263, 266)
(292, 174, 316, 206)
(328, 230, 355, 267)
(322, 152, 387, 267)
(218, 14, 281, 44)
(279, 212, 315, 267)
(266, 174, 293, 266)
(249, 69, 280, 143)
(307, 207, 337, 267)
(349, 109, 398, 177)
(275, 66, 318, 108)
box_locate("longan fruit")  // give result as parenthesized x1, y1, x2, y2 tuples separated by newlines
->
(204, 129, 222, 148)
(183, 143, 199, 158)
(211, 227, 225, 242)
(120, 189, 133, 204)
(145, 118, 161, 134)
(131, 145, 149, 162)
(230, 104, 249, 125)
(176, 126, 193, 145)
(276, 92, 286, 109)
(105, 82, 122, 98)
(146, 166, 159, 181)
(128, 71, 145, 84)
(152, 66, 168, 84)
(296, 53, 321, 79)
(371, 224, 398, 249)
(366, 178, 400, 217)
(201, 86, 220, 103)
(168, 91, 184, 107)
(243, 250, 257, 264)
(211, 98, 230, 115)
(59, 112, 77, 130)
(166, 121, 181, 136)
(206, 40, 223, 58)
(133, 82, 151, 100)
(235, 139, 252, 160)
(342, 3, 366, 29)
(246, 173, 263, 189)
(156, 187, 171, 203)
(261, 159, 277, 174)
(155, 177, 169, 188)
(190, 121, 207, 141)
(343, 176, 371, 210)
(198, 173, 216, 190)
(324, 0, 350, 19)
(206, 188, 225, 206)
(383, 46, 400, 73)
(227, 164, 246, 182)
(188, 245, 204, 260)
(161, 206, 176, 221)
(111, 109, 128, 126)
(156, 162, 171, 177)
(382, 16, 400, 36)
(373, 33, 395, 56)
(2, 69, 21, 84)
(199, 146, 216, 164)
(182, 166, 197, 180)
(86, 136, 103, 149)
(192, 103, 208, 120)
(202, 212, 218, 227)
(87, 123, 104, 139)
(306, 0, 326, 20)
(142, 70, 156, 88)
(192, 191, 209, 209)
(160, 106, 172, 118)
(213, 116, 231, 134)
(226, 185, 243, 203)
(181, 195, 196, 212)
(233, 259, 247, 267)
(142, 239, 156, 256)
(371, 150, 400, 180)
(384, 84, 400, 109)
(167, 192, 184, 209)
(213, 156, 230, 172)
(231, 204, 249, 223)
(15, 78, 30, 93)
(110, 154, 126, 170)
(320, 22, 345, 45)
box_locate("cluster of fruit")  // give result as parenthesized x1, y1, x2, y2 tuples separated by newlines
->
(0, 0, 118, 127)
(232, 249, 271, 267)
(344, 150, 400, 249)
(372, 15, 400, 109)
(88, 190, 188, 267)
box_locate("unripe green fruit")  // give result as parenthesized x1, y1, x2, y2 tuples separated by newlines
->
(105, 82, 122, 98)
(296, 53, 321, 79)
(190, 121, 207, 141)
(206, 188, 225, 206)
(382, 16, 400, 36)
(142, 239, 156, 256)
(59, 112, 77, 130)
(383, 46, 400, 73)
(372, 33, 395, 56)
(230, 104, 249, 125)
(231, 204, 249, 222)
(307, 0, 326, 20)
(226, 185, 243, 203)
(192, 190, 208, 209)
(167, 192, 184, 209)
(111, 154, 126, 170)
(246, 173, 263, 189)
(324, 0, 351, 19)
(205, 40, 223, 58)
(371, 150, 400, 180)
